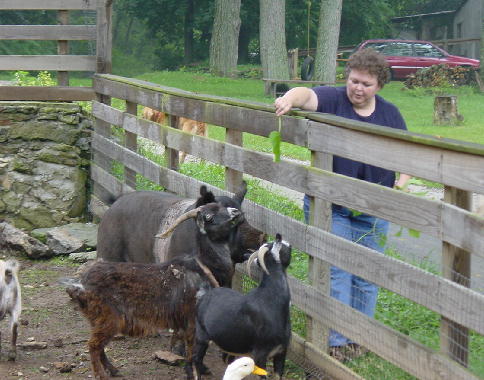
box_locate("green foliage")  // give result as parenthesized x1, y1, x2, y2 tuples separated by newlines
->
(340, 0, 394, 45)
(0, 40, 56, 55)
(112, 0, 214, 69)
(237, 65, 263, 79)
(14, 70, 55, 86)
(112, 48, 154, 77)
(269, 131, 281, 162)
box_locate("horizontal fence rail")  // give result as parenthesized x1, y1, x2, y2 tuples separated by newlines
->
(91, 74, 484, 380)
(0, 25, 96, 40)
(0, 55, 96, 71)
(0, 0, 98, 10)
(0, 86, 95, 101)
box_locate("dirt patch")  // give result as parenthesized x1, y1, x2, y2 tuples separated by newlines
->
(0, 257, 304, 379)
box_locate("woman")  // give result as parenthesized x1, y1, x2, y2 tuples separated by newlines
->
(274, 48, 411, 359)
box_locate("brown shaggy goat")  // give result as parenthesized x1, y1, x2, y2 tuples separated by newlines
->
(66, 260, 209, 380)
(142, 107, 207, 163)
(64, 201, 244, 380)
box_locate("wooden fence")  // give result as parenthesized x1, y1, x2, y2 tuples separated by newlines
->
(0, 0, 111, 101)
(90, 73, 484, 380)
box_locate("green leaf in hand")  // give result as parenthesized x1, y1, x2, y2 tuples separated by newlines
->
(269, 131, 281, 162)
(408, 228, 421, 238)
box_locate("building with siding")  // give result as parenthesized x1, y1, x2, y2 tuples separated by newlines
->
(391, 0, 482, 59)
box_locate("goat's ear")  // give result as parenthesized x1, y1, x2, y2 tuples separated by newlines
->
(197, 186, 216, 206)
(233, 180, 247, 206)
(280, 244, 292, 269)
(200, 185, 208, 197)
(196, 212, 207, 234)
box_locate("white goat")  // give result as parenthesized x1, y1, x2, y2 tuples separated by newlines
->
(0, 259, 21, 361)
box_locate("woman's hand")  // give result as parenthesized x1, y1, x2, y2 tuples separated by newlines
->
(273, 87, 318, 116)
(394, 173, 412, 190)
(274, 96, 293, 117)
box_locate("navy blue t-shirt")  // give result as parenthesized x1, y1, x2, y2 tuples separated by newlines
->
(313, 86, 407, 188)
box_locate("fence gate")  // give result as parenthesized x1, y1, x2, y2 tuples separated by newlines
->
(0, 0, 112, 101)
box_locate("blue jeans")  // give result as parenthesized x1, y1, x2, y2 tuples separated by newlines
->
(303, 195, 389, 347)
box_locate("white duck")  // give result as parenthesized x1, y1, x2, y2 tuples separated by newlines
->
(222, 357, 268, 380)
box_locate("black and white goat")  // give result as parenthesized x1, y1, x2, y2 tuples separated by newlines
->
(194, 234, 292, 379)
(0, 259, 21, 361)
(64, 200, 244, 380)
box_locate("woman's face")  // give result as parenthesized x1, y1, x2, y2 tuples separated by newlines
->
(346, 69, 381, 109)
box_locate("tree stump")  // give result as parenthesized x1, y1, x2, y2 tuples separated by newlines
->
(433, 95, 463, 125)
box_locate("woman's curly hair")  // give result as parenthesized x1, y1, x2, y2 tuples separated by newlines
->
(345, 48, 390, 88)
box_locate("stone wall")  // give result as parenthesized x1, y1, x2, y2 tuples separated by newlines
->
(0, 102, 92, 231)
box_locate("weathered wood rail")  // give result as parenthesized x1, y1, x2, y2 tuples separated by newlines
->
(0, 0, 111, 101)
(90, 73, 484, 380)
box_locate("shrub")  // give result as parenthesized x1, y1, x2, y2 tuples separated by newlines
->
(14, 70, 55, 86)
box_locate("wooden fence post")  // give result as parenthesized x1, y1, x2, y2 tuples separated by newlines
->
(225, 129, 243, 193)
(440, 186, 471, 367)
(92, 0, 113, 203)
(225, 129, 244, 292)
(306, 151, 332, 353)
(92, 93, 113, 204)
(57, 10, 69, 86)
(96, 0, 112, 75)
(125, 101, 138, 189)
(166, 115, 180, 171)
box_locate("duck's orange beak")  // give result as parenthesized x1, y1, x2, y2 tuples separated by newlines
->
(252, 365, 268, 376)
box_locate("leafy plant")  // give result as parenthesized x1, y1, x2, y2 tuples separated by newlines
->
(14, 70, 56, 86)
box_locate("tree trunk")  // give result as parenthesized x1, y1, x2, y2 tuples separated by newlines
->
(209, 0, 241, 77)
(313, 0, 343, 83)
(480, 5, 484, 90)
(184, 0, 194, 64)
(124, 16, 134, 53)
(259, 0, 289, 80)
(238, 23, 250, 64)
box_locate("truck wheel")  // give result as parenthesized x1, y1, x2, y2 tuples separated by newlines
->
(301, 56, 314, 81)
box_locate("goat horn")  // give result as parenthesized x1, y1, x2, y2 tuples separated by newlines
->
(247, 245, 269, 278)
(155, 207, 201, 239)
(257, 245, 270, 275)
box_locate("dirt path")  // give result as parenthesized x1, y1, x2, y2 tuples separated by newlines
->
(0, 258, 302, 380)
